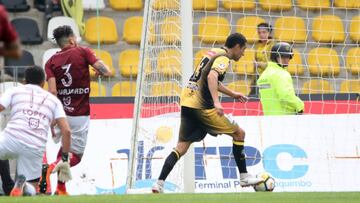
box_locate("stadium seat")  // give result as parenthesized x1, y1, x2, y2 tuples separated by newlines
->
(123, 16, 155, 45)
(4, 50, 34, 79)
(193, 0, 217, 10)
(346, 48, 360, 75)
(161, 16, 181, 44)
(11, 18, 43, 45)
(43, 82, 49, 90)
(152, 0, 179, 10)
(112, 82, 137, 97)
(198, 16, 230, 44)
(34, 0, 61, 12)
(42, 48, 60, 69)
(312, 15, 345, 43)
(194, 49, 208, 69)
(236, 16, 266, 43)
(302, 80, 334, 94)
(48, 17, 81, 43)
(227, 80, 251, 96)
(82, 0, 105, 10)
(297, 0, 330, 10)
(157, 49, 182, 76)
(151, 81, 182, 96)
(84, 17, 118, 44)
(232, 49, 255, 75)
(0, 82, 23, 94)
(0, 0, 30, 12)
(109, 0, 142, 10)
(89, 50, 115, 78)
(308, 48, 340, 77)
(90, 82, 106, 97)
(222, 0, 256, 10)
(350, 16, 360, 43)
(340, 80, 360, 93)
(334, 0, 360, 8)
(274, 16, 307, 43)
(258, 0, 292, 11)
(286, 49, 304, 76)
(119, 49, 140, 78)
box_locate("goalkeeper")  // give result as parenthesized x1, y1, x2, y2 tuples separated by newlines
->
(152, 33, 264, 193)
(257, 42, 304, 115)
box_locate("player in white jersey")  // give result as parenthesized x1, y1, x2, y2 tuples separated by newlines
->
(0, 67, 72, 196)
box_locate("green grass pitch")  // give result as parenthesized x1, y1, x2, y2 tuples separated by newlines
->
(0, 192, 359, 203)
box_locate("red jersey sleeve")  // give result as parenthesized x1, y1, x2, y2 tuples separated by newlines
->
(82, 47, 98, 65)
(45, 59, 55, 81)
(0, 5, 18, 44)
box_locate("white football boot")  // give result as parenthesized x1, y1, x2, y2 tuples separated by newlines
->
(240, 173, 264, 187)
(151, 180, 164, 193)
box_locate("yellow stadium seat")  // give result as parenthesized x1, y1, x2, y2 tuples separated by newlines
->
(157, 49, 182, 76)
(223, 0, 255, 10)
(227, 80, 251, 96)
(236, 16, 266, 43)
(151, 81, 182, 96)
(123, 16, 155, 45)
(274, 16, 307, 43)
(90, 82, 106, 97)
(89, 50, 115, 78)
(308, 48, 340, 76)
(161, 16, 181, 44)
(232, 49, 255, 75)
(198, 16, 230, 44)
(302, 80, 334, 94)
(119, 49, 143, 78)
(297, 0, 330, 10)
(153, 0, 179, 10)
(286, 49, 304, 76)
(350, 16, 360, 43)
(85, 17, 118, 44)
(346, 48, 360, 75)
(194, 49, 208, 69)
(334, 0, 360, 8)
(340, 80, 360, 93)
(259, 0, 292, 11)
(112, 82, 137, 96)
(193, 0, 217, 10)
(312, 15, 345, 43)
(109, 0, 143, 10)
(43, 82, 48, 90)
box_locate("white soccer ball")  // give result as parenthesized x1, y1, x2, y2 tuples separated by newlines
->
(253, 172, 275, 192)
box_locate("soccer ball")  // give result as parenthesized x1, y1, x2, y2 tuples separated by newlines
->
(253, 172, 275, 192)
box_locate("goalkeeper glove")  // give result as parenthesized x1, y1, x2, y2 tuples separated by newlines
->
(52, 153, 72, 182)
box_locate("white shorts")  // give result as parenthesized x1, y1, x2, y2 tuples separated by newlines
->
(68, 116, 90, 155)
(0, 133, 43, 181)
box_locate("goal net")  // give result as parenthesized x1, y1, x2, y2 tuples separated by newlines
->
(127, 0, 360, 193)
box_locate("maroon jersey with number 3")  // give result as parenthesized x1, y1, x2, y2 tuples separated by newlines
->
(45, 46, 98, 116)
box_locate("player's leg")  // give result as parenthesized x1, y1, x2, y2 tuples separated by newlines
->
(0, 160, 14, 195)
(0, 134, 17, 196)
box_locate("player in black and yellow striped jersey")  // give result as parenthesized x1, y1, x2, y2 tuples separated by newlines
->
(152, 33, 264, 193)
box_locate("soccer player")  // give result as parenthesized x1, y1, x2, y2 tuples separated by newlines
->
(0, 67, 71, 196)
(257, 42, 304, 115)
(44, 25, 111, 195)
(0, 4, 22, 196)
(152, 33, 264, 193)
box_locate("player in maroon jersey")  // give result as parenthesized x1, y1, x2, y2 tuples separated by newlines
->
(0, 4, 22, 196)
(44, 25, 111, 195)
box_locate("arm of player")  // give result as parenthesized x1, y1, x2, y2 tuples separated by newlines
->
(92, 60, 112, 77)
(218, 82, 248, 103)
(0, 39, 22, 59)
(208, 70, 224, 116)
(47, 77, 57, 96)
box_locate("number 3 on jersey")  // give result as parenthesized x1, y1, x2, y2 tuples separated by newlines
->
(190, 57, 210, 82)
(61, 64, 72, 87)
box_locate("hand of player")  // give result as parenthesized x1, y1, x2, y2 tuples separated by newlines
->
(233, 92, 248, 103)
(214, 102, 224, 116)
(52, 153, 72, 182)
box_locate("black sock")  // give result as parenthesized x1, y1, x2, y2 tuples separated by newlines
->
(158, 150, 180, 181)
(233, 141, 247, 174)
(0, 160, 15, 195)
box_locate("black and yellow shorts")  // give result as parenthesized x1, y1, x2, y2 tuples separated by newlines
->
(178, 106, 239, 142)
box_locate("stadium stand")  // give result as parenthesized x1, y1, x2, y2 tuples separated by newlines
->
(151, 81, 182, 96)
(0, 0, 30, 12)
(286, 49, 304, 76)
(227, 80, 251, 96)
(152, 0, 179, 10)
(340, 80, 360, 93)
(157, 49, 182, 76)
(232, 49, 255, 75)
(222, 0, 256, 10)
(83, 0, 106, 10)
(346, 47, 360, 75)
(296, 0, 330, 10)
(4, 50, 34, 79)
(161, 16, 181, 44)
(90, 81, 106, 97)
(109, 0, 143, 11)
(312, 15, 345, 43)
(350, 16, 360, 43)
(302, 79, 335, 94)
(112, 81, 137, 97)
(11, 18, 42, 44)
(89, 50, 115, 78)
(193, 0, 217, 10)
(34, 0, 61, 12)
(84, 16, 118, 44)
(308, 48, 340, 77)
(198, 16, 230, 44)
(236, 16, 265, 43)
(123, 16, 144, 45)
(258, 0, 292, 11)
(334, 0, 360, 8)
(118, 49, 140, 78)
(274, 16, 307, 43)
